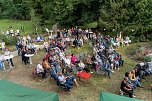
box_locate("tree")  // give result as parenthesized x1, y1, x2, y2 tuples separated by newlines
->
(98, 0, 152, 40)
(0, 0, 30, 19)
(31, 0, 45, 33)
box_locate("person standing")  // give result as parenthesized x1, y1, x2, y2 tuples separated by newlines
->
(0, 54, 5, 71)
(4, 48, 15, 67)
(21, 48, 29, 65)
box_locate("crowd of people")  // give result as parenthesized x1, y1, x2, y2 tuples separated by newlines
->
(0, 26, 151, 97)
(31, 27, 128, 91)
(91, 34, 124, 78)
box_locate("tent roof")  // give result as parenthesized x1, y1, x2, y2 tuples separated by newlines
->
(99, 92, 144, 101)
(0, 80, 59, 101)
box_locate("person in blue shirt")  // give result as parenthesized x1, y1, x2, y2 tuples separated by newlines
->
(102, 60, 112, 78)
(50, 65, 59, 80)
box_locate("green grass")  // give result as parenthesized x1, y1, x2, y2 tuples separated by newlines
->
(0, 19, 54, 37)
(0, 19, 33, 35)
(69, 42, 92, 55)
(78, 21, 97, 29)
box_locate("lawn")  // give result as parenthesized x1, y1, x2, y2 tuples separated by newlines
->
(0, 19, 33, 35)
(0, 43, 151, 101)
(0, 19, 54, 36)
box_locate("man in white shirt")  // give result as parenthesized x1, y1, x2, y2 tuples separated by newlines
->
(58, 72, 66, 84)
(4, 49, 15, 67)
(36, 63, 44, 73)
(36, 62, 46, 79)
(58, 72, 79, 89)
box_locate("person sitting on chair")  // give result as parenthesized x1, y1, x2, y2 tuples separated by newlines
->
(50, 65, 59, 80)
(78, 60, 90, 73)
(42, 58, 50, 71)
(58, 71, 79, 91)
(86, 54, 93, 67)
(36, 62, 46, 80)
(102, 60, 112, 78)
(128, 70, 144, 89)
(120, 77, 135, 98)
(71, 54, 79, 64)
(73, 38, 79, 48)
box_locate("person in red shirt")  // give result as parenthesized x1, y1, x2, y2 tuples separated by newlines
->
(45, 52, 50, 61)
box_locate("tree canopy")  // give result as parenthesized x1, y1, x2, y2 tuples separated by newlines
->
(0, 0, 152, 40)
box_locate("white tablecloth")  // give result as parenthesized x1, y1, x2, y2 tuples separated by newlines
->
(25, 54, 34, 57)
(25, 54, 34, 65)
(3, 55, 14, 60)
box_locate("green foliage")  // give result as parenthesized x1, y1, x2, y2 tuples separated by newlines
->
(78, 21, 98, 29)
(0, 0, 30, 20)
(1, 0, 151, 41)
(126, 43, 152, 62)
(98, 0, 152, 40)
(31, 0, 45, 33)
(0, 35, 17, 45)
(138, 56, 151, 62)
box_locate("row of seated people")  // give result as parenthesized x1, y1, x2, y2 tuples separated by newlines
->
(44, 36, 88, 53)
(120, 61, 152, 98)
(111, 35, 131, 48)
(35, 59, 80, 91)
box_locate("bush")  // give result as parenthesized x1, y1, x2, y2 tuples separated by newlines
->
(0, 35, 17, 46)
(128, 45, 137, 55)
(137, 56, 151, 62)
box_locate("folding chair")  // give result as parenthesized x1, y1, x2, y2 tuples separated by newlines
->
(56, 79, 68, 92)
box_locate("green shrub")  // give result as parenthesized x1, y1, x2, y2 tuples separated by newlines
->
(0, 35, 17, 45)
(137, 56, 151, 62)
(128, 45, 137, 55)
